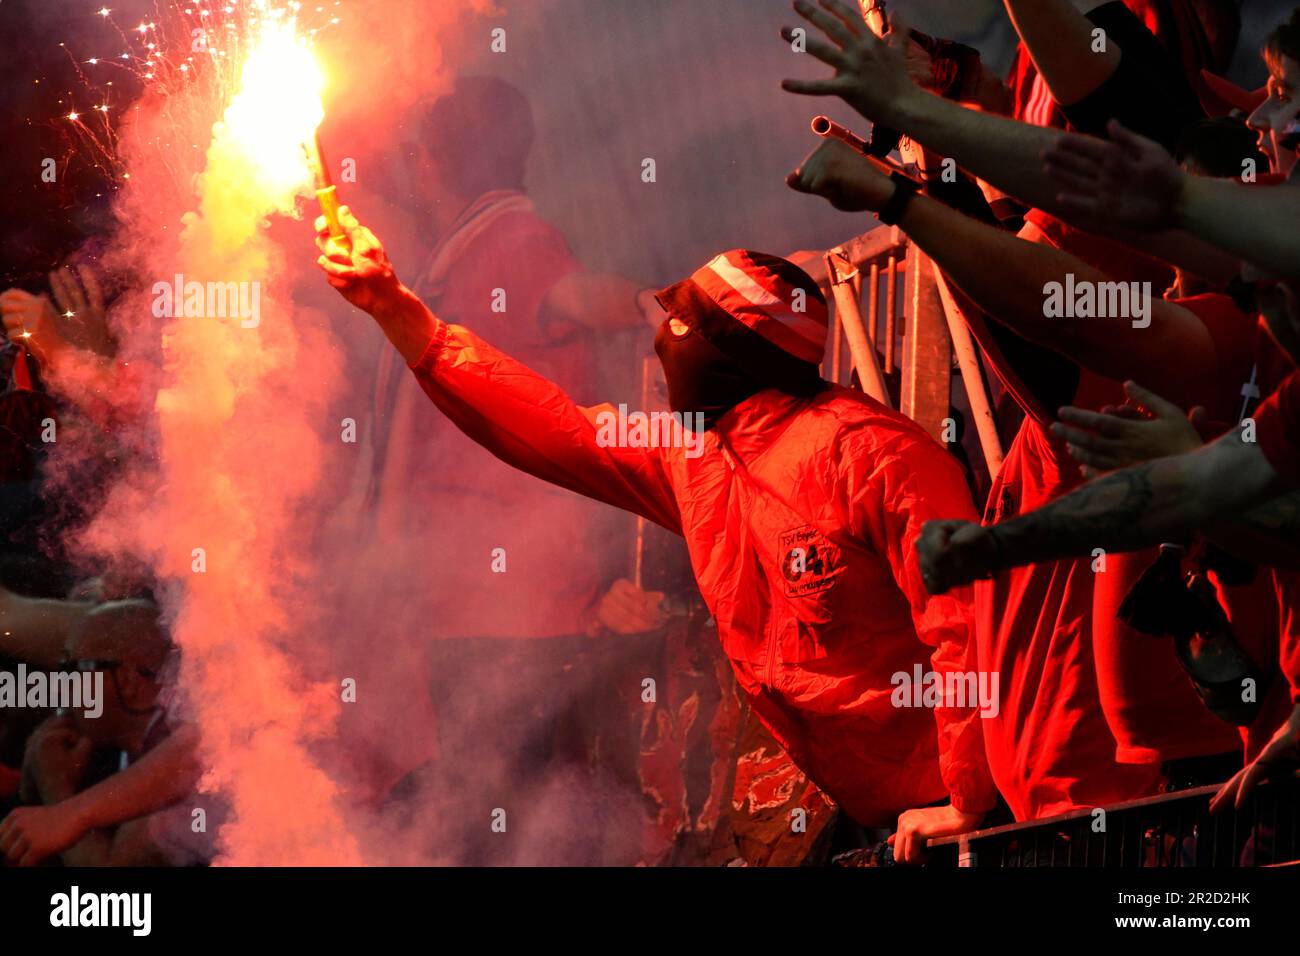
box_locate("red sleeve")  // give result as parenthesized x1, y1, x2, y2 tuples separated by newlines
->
(843, 425, 998, 814)
(408, 320, 682, 533)
(1254, 370, 1300, 485)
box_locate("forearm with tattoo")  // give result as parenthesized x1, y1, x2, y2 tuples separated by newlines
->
(987, 432, 1282, 568)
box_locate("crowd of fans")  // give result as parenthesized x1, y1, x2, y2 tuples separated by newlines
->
(783, 0, 1300, 853)
(0, 0, 1298, 867)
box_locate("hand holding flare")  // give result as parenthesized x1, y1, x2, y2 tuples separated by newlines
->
(303, 132, 350, 251)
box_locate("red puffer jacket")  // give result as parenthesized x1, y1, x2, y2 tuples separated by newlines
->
(408, 320, 998, 825)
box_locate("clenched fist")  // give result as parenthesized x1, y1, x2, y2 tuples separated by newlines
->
(916, 519, 999, 595)
(315, 205, 402, 316)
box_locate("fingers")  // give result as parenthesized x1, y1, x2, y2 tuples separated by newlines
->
(1042, 147, 1105, 195)
(59, 267, 89, 314)
(78, 265, 105, 313)
(892, 813, 923, 865)
(819, 0, 868, 38)
(316, 256, 353, 279)
(315, 234, 352, 264)
(1210, 768, 1244, 814)
(1064, 444, 1122, 472)
(1045, 133, 1114, 169)
(792, 0, 857, 48)
(339, 206, 380, 257)
(1051, 421, 1118, 452)
(1043, 163, 1102, 197)
(1056, 406, 1130, 437)
(1104, 405, 1145, 420)
(884, 10, 912, 51)
(598, 579, 665, 633)
(780, 77, 845, 98)
(17, 841, 41, 867)
(1123, 380, 1182, 420)
(1107, 119, 1149, 157)
(892, 821, 912, 865)
(780, 26, 848, 69)
(917, 520, 969, 594)
(0, 814, 20, 857)
(0, 289, 36, 312)
(1232, 759, 1268, 811)
(48, 268, 73, 314)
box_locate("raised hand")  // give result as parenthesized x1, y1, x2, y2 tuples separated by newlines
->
(315, 205, 402, 316)
(781, 0, 915, 125)
(49, 264, 114, 357)
(1051, 381, 1206, 477)
(1044, 120, 1187, 232)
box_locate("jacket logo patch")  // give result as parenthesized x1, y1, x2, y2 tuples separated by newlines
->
(779, 526, 836, 597)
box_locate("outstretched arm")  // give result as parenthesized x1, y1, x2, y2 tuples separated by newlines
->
(916, 427, 1287, 595)
(1052, 380, 1300, 567)
(783, 1, 1067, 213)
(1046, 122, 1300, 280)
(315, 207, 682, 532)
(0, 725, 200, 867)
(782, 0, 1233, 281)
(0, 588, 93, 670)
(787, 139, 1220, 395)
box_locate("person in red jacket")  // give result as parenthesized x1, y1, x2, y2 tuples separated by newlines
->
(314, 207, 997, 861)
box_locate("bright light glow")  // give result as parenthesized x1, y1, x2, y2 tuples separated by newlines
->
(218, 19, 325, 201)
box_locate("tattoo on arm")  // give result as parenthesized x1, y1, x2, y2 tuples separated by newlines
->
(1240, 492, 1300, 541)
(994, 464, 1158, 567)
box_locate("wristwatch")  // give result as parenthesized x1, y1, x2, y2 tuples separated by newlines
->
(877, 172, 920, 226)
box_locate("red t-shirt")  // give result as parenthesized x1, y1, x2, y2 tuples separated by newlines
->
(1096, 298, 1279, 764)
(978, 400, 1163, 821)
(1255, 369, 1300, 484)
(371, 207, 613, 640)
(964, 201, 1179, 816)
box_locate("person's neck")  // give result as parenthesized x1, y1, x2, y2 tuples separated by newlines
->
(431, 192, 481, 237)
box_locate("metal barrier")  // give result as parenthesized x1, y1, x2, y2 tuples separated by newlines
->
(820, 225, 1004, 478)
(926, 772, 1300, 867)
